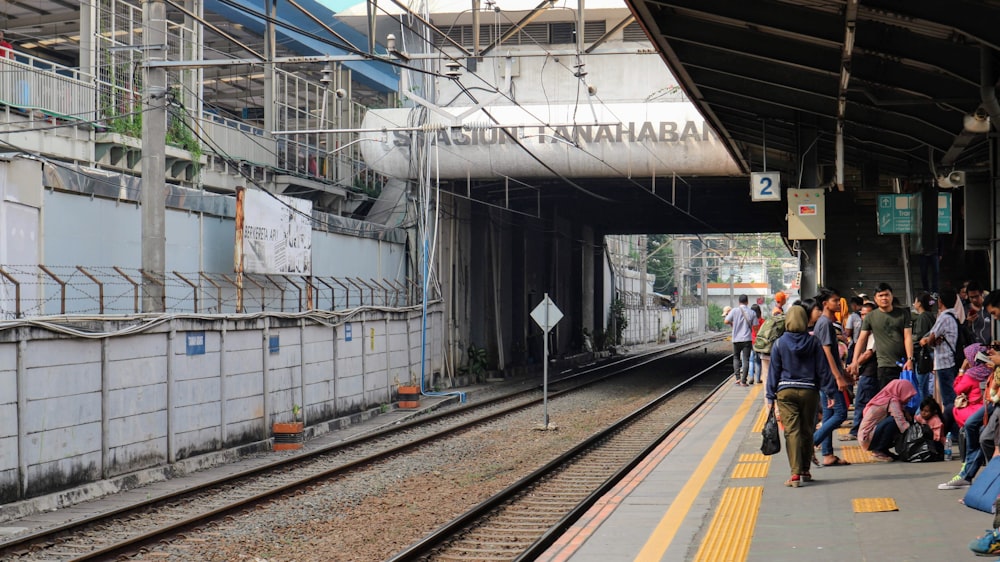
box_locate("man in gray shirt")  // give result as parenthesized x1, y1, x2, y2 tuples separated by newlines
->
(725, 294, 758, 386)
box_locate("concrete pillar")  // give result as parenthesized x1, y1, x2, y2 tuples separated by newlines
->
(141, 0, 167, 311)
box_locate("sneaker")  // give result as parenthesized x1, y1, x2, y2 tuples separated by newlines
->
(969, 528, 1000, 556)
(939, 476, 972, 490)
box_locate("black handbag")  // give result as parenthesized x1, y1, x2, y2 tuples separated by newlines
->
(760, 406, 781, 456)
(915, 345, 934, 374)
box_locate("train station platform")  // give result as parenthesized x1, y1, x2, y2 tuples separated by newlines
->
(538, 382, 993, 562)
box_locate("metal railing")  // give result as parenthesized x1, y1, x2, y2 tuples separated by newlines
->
(0, 265, 412, 318)
(198, 111, 277, 167)
(0, 52, 97, 121)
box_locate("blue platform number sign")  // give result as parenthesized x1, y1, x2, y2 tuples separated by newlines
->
(345, 322, 353, 342)
(750, 171, 781, 202)
(269, 335, 280, 354)
(186, 331, 206, 356)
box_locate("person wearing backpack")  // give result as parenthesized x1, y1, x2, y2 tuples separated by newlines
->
(725, 295, 758, 386)
(919, 289, 960, 435)
(754, 302, 786, 399)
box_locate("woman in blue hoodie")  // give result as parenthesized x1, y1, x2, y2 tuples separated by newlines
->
(767, 305, 838, 487)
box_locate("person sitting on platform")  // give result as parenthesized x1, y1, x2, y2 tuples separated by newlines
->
(953, 344, 989, 429)
(766, 305, 837, 487)
(939, 346, 1000, 490)
(858, 379, 917, 461)
(915, 396, 946, 446)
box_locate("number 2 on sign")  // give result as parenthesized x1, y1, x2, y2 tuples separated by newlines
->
(759, 176, 773, 196)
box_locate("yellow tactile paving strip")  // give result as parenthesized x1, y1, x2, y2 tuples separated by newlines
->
(731, 461, 770, 479)
(751, 405, 768, 433)
(852, 497, 899, 513)
(692, 486, 763, 562)
(840, 445, 875, 464)
(739, 453, 769, 463)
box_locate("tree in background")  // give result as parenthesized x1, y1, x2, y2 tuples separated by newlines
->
(646, 234, 675, 294)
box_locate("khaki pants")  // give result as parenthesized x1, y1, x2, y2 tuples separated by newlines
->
(776, 387, 819, 476)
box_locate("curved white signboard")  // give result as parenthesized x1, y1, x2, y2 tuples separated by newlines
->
(359, 102, 741, 179)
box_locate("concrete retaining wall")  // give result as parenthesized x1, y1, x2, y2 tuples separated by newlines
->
(0, 307, 442, 504)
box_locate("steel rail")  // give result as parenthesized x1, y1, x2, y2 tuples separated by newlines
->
(387, 356, 731, 561)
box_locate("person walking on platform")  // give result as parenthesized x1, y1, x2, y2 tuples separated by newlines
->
(849, 282, 914, 390)
(842, 302, 878, 442)
(749, 304, 764, 384)
(725, 295, 757, 386)
(767, 305, 837, 487)
(811, 288, 851, 466)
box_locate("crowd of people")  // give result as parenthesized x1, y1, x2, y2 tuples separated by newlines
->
(725, 281, 1000, 555)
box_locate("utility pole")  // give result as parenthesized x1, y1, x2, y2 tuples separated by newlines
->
(141, 0, 167, 312)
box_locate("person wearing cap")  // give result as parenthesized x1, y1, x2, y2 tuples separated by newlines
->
(911, 291, 937, 402)
(773, 291, 787, 316)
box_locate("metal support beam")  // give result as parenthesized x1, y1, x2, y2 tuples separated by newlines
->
(480, 0, 555, 56)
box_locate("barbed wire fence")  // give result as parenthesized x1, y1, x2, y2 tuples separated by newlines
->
(0, 265, 412, 319)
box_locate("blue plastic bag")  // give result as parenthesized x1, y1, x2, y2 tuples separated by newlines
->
(899, 369, 920, 411)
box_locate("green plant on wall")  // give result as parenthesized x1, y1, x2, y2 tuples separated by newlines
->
(108, 113, 142, 137)
(466, 343, 489, 377)
(708, 303, 725, 330)
(608, 298, 628, 345)
(167, 108, 203, 163)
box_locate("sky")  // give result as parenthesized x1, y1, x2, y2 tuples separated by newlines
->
(316, 0, 363, 13)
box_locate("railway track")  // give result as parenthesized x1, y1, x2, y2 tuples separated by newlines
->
(0, 337, 722, 561)
(388, 357, 730, 562)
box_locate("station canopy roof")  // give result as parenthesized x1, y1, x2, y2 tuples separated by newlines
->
(624, 0, 1000, 185)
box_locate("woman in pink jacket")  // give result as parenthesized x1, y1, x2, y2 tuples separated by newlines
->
(858, 379, 917, 461)
(954, 344, 990, 428)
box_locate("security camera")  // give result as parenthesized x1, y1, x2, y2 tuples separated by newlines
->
(335, 88, 347, 99)
(936, 170, 966, 189)
(386, 34, 396, 51)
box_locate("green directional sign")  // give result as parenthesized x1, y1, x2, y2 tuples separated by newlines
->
(877, 194, 914, 234)
(876, 193, 951, 234)
(937, 193, 952, 234)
